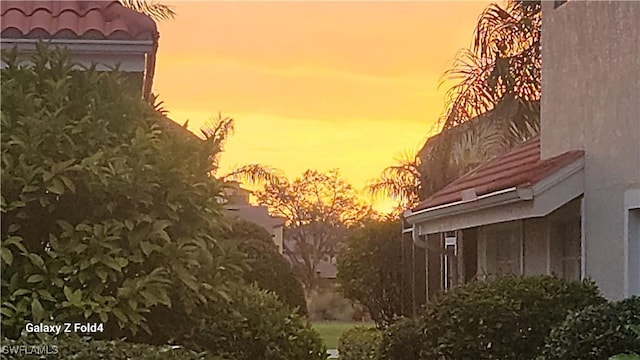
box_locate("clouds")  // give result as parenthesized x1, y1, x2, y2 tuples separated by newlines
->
(153, 1, 492, 211)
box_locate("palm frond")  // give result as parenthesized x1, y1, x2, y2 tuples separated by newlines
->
(222, 164, 285, 186)
(148, 92, 167, 115)
(438, 0, 541, 130)
(119, 0, 176, 21)
(199, 113, 234, 172)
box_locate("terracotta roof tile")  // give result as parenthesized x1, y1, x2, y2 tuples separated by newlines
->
(413, 136, 584, 211)
(1, 1, 157, 41)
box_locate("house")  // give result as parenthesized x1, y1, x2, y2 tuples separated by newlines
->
(404, 1, 639, 302)
(223, 182, 285, 254)
(0, 1, 158, 98)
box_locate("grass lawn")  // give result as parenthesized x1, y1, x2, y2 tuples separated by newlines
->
(312, 321, 375, 349)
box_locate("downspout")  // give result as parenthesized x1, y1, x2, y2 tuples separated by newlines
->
(412, 224, 427, 248)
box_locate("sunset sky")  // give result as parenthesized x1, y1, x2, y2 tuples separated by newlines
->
(153, 1, 493, 212)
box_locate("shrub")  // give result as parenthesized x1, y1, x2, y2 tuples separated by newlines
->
(161, 284, 325, 360)
(227, 219, 308, 316)
(0, 334, 219, 359)
(418, 276, 605, 360)
(337, 220, 404, 327)
(379, 317, 423, 360)
(1, 46, 240, 339)
(538, 296, 640, 360)
(338, 326, 382, 360)
(611, 325, 640, 360)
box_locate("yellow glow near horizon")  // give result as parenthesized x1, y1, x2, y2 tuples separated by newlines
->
(154, 1, 493, 213)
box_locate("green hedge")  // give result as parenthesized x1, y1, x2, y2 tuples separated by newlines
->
(0, 335, 219, 360)
(539, 296, 640, 360)
(168, 284, 325, 360)
(338, 326, 382, 360)
(417, 276, 604, 360)
(379, 317, 423, 360)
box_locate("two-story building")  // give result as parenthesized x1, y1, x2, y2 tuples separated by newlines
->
(404, 1, 639, 301)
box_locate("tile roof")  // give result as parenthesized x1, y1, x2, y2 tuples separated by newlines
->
(413, 136, 584, 211)
(1, 1, 157, 41)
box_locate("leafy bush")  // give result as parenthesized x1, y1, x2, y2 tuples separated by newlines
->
(539, 296, 640, 360)
(226, 219, 308, 316)
(611, 325, 640, 360)
(379, 317, 423, 360)
(337, 220, 404, 327)
(0, 45, 240, 338)
(417, 276, 605, 360)
(0, 334, 219, 359)
(338, 326, 382, 360)
(307, 288, 365, 321)
(156, 284, 325, 360)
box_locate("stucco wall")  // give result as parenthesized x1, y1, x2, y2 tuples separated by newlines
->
(541, 1, 640, 299)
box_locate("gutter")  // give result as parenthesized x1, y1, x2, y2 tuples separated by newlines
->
(404, 186, 532, 226)
(0, 38, 154, 53)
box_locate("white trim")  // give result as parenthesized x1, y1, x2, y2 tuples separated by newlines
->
(404, 187, 522, 224)
(0, 38, 154, 54)
(1, 38, 154, 46)
(580, 197, 586, 280)
(520, 220, 525, 276)
(623, 188, 640, 297)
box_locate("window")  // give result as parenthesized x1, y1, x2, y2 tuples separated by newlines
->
(493, 226, 520, 276)
(552, 219, 581, 281)
(496, 234, 514, 274)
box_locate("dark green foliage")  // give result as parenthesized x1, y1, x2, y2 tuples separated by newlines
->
(338, 326, 382, 360)
(225, 219, 308, 316)
(0, 45, 240, 339)
(0, 334, 219, 359)
(539, 297, 640, 360)
(379, 317, 423, 360)
(418, 276, 605, 360)
(337, 220, 404, 327)
(166, 284, 325, 360)
(226, 218, 273, 244)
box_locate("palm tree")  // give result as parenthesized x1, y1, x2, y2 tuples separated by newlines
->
(440, 0, 540, 132)
(198, 115, 284, 187)
(367, 151, 422, 214)
(417, 0, 541, 200)
(119, 0, 176, 21)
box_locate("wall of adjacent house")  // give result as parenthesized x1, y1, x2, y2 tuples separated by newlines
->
(541, 1, 640, 299)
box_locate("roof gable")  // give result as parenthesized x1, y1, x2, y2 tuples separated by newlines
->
(413, 136, 584, 211)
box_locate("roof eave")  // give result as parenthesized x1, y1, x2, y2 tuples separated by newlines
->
(404, 186, 525, 225)
(0, 38, 156, 73)
(403, 157, 585, 233)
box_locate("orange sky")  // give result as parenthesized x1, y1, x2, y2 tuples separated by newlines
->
(153, 1, 492, 212)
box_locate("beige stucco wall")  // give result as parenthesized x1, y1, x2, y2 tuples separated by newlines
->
(541, 1, 640, 299)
